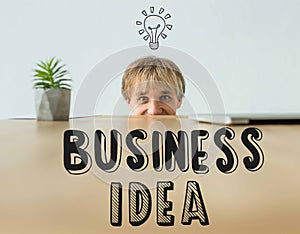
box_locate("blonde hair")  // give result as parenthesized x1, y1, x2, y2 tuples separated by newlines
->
(121, 56, 185, 100)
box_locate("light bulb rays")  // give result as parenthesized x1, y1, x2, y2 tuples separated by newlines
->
(136, 6, 173, 50)
(138, 29, 144, 35)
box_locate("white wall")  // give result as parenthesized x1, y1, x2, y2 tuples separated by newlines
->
(1, 0, 300, 119)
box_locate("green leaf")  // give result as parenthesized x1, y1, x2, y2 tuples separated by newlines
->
(60, 84, 71, 89)
(48, 57, 55, 71)
(50, 59, 60, 74)
(55, 78, 72, 82)
(34, 70, 49, 78)
(54, 73, 68, 80)
(33, 81, 51, 89)
(37, 63, 48, 72)
(33, 78, 50, 82)
(52, 65, 67, 76)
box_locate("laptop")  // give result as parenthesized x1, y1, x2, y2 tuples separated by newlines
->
(189, 113, 300, 125)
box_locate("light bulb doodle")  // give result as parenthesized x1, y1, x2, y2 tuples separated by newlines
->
(136, 7, 173, 50)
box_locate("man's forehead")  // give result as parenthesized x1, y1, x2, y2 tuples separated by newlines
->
(127, 80, 179, 98)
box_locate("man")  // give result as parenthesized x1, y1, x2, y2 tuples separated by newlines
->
(122, 56, 185, 115)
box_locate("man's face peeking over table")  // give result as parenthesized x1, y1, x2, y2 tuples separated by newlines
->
(126, 81, 182, 115)
(122, 56, 185, 116)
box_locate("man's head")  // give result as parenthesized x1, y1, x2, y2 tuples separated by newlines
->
(122, 56, 185, 115)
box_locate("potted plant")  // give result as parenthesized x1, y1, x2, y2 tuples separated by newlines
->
(33, 57, 71, 121)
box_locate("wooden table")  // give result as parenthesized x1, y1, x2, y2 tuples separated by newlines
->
(0, 116, 299, 233)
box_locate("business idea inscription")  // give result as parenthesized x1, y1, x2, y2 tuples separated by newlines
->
(63, 127, 264, 227)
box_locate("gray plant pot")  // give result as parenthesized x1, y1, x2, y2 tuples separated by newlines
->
(35, 88, 71, 121)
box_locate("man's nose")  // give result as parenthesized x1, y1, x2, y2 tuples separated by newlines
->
(147, 100, 162, 115)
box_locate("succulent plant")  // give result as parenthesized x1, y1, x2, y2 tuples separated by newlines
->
(33, 57, 71, 89)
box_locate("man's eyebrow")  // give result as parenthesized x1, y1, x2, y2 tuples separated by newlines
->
(138, 91, 148, 95)
(160, 90, 171, 94)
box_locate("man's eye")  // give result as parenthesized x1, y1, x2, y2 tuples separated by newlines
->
(138, 96, 149, 103)
(159, 95, 171, 102)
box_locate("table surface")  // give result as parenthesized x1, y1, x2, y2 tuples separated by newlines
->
(0, 116, 299, 234)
